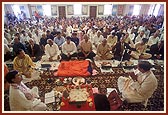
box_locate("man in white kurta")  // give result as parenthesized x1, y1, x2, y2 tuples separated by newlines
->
(5, 70, 47, 111)
(135, 30, 146, 43)
(93, 30, 104, 48)
(42, 39, 61, 61)
(147, 32, 160, 47)
(117, 61, 158, 104)
(61, 36, 77, 61)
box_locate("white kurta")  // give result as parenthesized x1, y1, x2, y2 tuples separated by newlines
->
(9, 82, 47, 111)
(118, 70, 158, 103)
(42, 43, 61, 61)
(62, 41, 77, 55)
(93, 35, 104, 46)
(148, 36, 160, 47)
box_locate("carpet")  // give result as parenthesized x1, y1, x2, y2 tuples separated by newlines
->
(3, 64, 164, 111)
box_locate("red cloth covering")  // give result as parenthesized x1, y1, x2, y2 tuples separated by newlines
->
(54, 60, 91, 77)
(60, 85, 95, 111)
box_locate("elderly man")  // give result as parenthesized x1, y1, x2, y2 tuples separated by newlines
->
(61, 36, 77, 61)
(5, 70, 47, 111)
(42, 39, 61, 62)
(93, 30, 104, 48)
(112, 33, 136, 61)
(130, 38, 152, 59)
(78, 34, 96, 61)
(118, 61, 158, 105)
(27, 38, 42, 62)
(95, 39, 113, 60)
(107, 32, 118, 50)
(12, 36, 26, 57)
(13, 49, 35, 78)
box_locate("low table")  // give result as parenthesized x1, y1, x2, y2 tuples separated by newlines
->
(60, 84, 95, 111)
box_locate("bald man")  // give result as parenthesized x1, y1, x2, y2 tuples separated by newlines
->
(95, 39, 113, 60)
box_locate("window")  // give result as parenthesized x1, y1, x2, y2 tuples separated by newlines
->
(12, 5, 21, 16)
(74, 4, 82, 15)
(42, 5, 51, 16)
(153, 4, 161, 17)
(148, 4, 155, 15)
(104, 4, 112, 15)
(132, 5, 141, 16)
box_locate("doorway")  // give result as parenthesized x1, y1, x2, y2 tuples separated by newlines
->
(58, 6, 66, 19)
(90, 6, 97, 18)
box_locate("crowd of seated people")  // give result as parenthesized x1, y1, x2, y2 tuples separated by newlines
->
(4, 14, 164, 63)
(4, 14, 164, 111)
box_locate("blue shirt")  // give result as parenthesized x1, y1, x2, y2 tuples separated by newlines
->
(54, 37, 65, 47)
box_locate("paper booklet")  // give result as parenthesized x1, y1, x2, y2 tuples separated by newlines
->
(44, 90, 55, 104)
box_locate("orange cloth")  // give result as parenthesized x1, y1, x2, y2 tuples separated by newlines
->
(55, 60, 91, 77)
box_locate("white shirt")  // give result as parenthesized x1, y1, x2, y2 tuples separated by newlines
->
(45, 43, 60, 58)
(129, 33, 135, 41)
(135, 34, 146, 43)
(4, 44, 10, 54)
(20, 34, 30, 44)
(93, 35, 104, 45)
(9, 82, 41, 111)
(33, 34, 41, 45)
(148, 36, 160, 47)
(62, 41, 77, 55)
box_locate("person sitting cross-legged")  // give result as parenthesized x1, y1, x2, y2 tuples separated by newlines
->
(61, 36, 77, 61)
(117, 61, 158, 105)
(27, 38, 43, 62)
(13, 49, 35, 78)
(95, 39, 113, 60)
(41, 39, 61, 62)
(78, 34, 96, 61)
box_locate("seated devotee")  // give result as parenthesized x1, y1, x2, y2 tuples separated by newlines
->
(147, 32, 160, 48)
(78, 34, 96, 61)
(20, 30, 30, 45)
(13, 49, 35, 78)
(112, 33, 136, 61)
(4, 44, 13, 61)
(107, 32, 118, 50)
(41, 39, 61, 62)
(92, 30, 104, 48)
(27, 38, 43, 62)
(95, 39, 113, 60)
(33, 29, 41, 45)
(5, 70, 47, 111)
(150, 40, 164, 60)
(117, 61, 158, 105)
(130, 38, 152, 59)
(134, 30, 146, 43)
(70, 32, 79, 47)
(39, 33, 48, 54)
(123, 32, 134, 48)
(12, 36, 26, 57)
(46, 30, 54, 40)
(61, 36, 77, 61)
(54, 31, 65, 49)
(87, 27, 97, 43)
